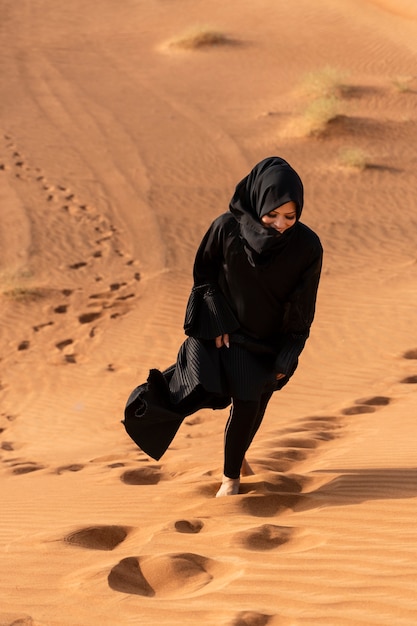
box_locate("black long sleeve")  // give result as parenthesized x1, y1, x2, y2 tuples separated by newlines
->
(184, 217, 240, 339)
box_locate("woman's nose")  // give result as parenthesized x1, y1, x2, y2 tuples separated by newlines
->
(273, 215, 286, 229)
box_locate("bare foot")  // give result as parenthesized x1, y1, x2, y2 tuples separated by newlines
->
(241, 457, 255, 476)
(215, 476, 240, 497)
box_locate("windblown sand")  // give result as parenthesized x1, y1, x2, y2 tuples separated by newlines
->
(1, 1, 417, 624)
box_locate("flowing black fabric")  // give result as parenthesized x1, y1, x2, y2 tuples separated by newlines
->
(124, 366, 230, 460)
(123, 157, 323, 460)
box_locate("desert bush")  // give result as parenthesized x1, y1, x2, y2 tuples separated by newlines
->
(0, 269, 46, 302)
(299, 66, 347, 99)
(301, 95, 340, 136)
(391, 75, 414, 93)
(2, 286, 46, 301)
(338, 147, 369, 170)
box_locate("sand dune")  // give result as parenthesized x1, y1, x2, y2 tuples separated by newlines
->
(1, 0, 417, 624)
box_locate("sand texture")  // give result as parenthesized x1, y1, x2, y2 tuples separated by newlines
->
(1, 0, 417, 624)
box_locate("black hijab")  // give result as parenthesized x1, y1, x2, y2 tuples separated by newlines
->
(229, 157, 304, 265)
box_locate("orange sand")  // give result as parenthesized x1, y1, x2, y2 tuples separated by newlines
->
(1, 1, 417, 624)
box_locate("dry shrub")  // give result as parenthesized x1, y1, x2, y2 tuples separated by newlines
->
(2, 286, 47, 302)
(300, 95, 340, 136)
(299, 66, 348, 99)
(0, 269, 46, 302)
(391, 75, 414, 93)
(283, 66, 348, 138)
(338, 147, 369, 170)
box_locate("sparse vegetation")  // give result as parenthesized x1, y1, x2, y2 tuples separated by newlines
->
(283, 66, 349, 138)
(301, 95, 340, 136)
(167, 26, 231, 50)
(0, 269, 46, 302)
(299, 66, 348, 99)
(2, 286, 47, 302)
(392, 75, 414, 93)
(338, 147, 369, 170)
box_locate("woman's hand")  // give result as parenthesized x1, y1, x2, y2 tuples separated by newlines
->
(276, 372, 286, 380)
(215, 334, 230, 349)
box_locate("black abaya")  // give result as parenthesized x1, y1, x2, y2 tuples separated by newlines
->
(123, 157, 323, 461)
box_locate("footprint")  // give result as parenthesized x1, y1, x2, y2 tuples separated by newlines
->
(233, 524, 293, 551)
(340, 405, 376, 415)
(33, 321, 54, 332)
(56, 339, 74, 350)
(109, 552, 225, 598)
(240, 494, 301, 518)
(65, 525, 129, 551)
(231, 611, 272, 626)
(55, 463, 84, 475)
(78, 312, 102, 324)
(403, 349, 417, 359)
(174, 519, 204, 534)
(400, 375, 417, 384)
(108, 557, 154, 596)
(110, 282, 126, 291)
(1, 441, 14, 451)
(11, 462, 45, 475)
(54, 305, 68, 314)
(69, 261, 87, 270)
(354, 396, 391, 406)
(120, 466, 163, 485)
(0, 613, 35, 626)
(64, 354, 77, 364)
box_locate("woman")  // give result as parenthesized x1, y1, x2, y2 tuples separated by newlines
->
(124, 156, 322, 497)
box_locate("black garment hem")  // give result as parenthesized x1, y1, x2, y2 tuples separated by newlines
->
(123, 368, 230, 460)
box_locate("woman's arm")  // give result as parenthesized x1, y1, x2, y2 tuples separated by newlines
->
(275, 246, 323, 376)
(192, 218, 224, 286)
(183, 216, 240, 340)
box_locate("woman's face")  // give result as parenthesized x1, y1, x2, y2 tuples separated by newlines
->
(261, 201, 297, 233)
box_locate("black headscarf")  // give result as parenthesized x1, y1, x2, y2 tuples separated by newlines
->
(229, 157, 304, 265)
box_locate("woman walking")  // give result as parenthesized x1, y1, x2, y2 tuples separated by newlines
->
(124, 156, 323, 497)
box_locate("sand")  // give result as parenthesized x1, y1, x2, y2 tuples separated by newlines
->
(1, 0, 417, 624)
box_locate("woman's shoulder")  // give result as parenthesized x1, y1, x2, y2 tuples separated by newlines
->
(211, 212, 236, 228)
(208, 212, 238, 237)
(296, 222, 323, 253)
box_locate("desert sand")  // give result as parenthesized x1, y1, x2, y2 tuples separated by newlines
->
(1, 0, 417, 624)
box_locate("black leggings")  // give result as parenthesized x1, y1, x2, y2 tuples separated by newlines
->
(223, 391, 273, 479)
